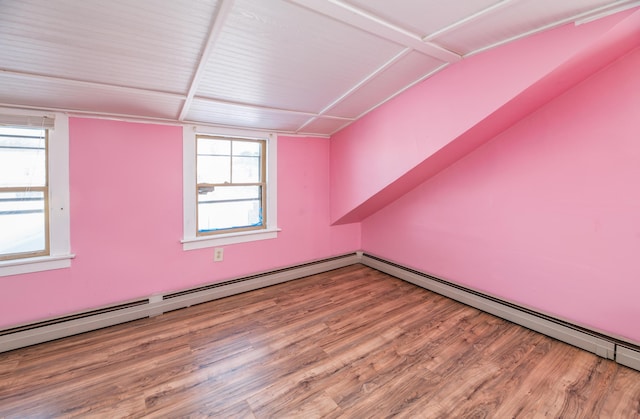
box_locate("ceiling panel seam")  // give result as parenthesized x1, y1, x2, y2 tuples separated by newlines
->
(0, 68, 185, 100)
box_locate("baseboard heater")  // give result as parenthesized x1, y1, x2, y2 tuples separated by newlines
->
(3, 251, 639, 373)
(360, 253, 640, 373)
(0, 253, 359, 353)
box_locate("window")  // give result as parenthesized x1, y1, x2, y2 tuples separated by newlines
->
(196, 136, 266, 235)
(0, 110, 72, 276)
(182, 126, 278, 250)
(0, 126, 49, 260)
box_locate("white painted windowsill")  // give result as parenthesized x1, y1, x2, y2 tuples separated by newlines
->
(182, 228, 281, 250)
(0, 254, 75, 277)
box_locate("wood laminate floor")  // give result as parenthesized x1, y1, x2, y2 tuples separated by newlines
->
(1, 264, 639, 418)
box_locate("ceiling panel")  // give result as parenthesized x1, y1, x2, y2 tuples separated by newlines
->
(0, 0, 218, 93)
(195, 0, 405, 113)
(345, 0, 501, 38)
(432, 0, 626, 55)
(325, 51, 446, 119)
(186, 99, 312, 132)
(0, 73, 183, 120)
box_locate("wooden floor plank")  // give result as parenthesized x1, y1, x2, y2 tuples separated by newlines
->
(1, 264, 639, 418)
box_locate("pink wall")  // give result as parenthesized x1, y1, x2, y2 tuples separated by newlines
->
(330, 9, 640, 225)
(361, 48, 640, 344)
(0, 119, 360, 328)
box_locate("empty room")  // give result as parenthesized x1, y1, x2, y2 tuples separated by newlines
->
(1, 0, 640, 417)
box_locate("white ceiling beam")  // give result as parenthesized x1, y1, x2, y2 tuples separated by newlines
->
(423, 0, 518, 42)
(286, 0, 462, 63)
(178, 0, 235, 121)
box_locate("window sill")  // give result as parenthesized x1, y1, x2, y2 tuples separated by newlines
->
(182, 227, 281, 251)
(0, 254, 75, 277)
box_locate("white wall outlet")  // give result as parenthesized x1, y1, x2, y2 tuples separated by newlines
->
(214, 247, 224, 262)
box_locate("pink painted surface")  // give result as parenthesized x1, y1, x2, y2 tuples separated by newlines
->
(0, 120, 359, 328)
(361, 48, 640, 344)
(330, 9, 640, 225)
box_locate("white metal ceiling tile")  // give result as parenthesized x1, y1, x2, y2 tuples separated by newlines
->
(0, 0, 219, 94)
(186, 98, 314, 132)
(195, 0, 405, 113)
(0, 73, 183, 120)
(344, 0, 502, 38)
(324, 51, 446, 119)
(432, 0, 628, 55)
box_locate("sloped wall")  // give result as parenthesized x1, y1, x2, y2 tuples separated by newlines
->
(330, 9, 640, 225)
(361, 48, 640, 344)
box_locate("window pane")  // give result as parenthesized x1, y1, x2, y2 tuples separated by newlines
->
(0, 129, 46, 187)
(197, 155, 230, 184)
(198, 185, 262, 232)
(197, 138, 231, 184)
(198, 138, 230, 155)
(0, 191, 46, 256)
(232, 140, 260, 157)
(232, 156, 261, 183)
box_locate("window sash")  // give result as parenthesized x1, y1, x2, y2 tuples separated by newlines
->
(196, 135, 267, 236)
(0, 129, 50, 261)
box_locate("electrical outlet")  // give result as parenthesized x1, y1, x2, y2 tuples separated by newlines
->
(214, 247, 224, 262)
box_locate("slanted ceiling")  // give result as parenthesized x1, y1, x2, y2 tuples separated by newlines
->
(1, 0, 638, 136)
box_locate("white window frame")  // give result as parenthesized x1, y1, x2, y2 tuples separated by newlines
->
(182, 125, 279, 251)
(0, 109, 73, 276)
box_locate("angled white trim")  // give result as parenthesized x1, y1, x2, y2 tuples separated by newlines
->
(423, 0, 518, 42)
(323, 48, 412, 115)
(574, 0, 640, 25)
(286, 0, 461, 63)
(179, 0, 235, 121)
(343, 62, 450, 133)
(466, 0, 640, 58)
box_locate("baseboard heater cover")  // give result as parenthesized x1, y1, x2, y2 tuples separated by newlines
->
(360, 253, 624, 363)
(617, 346, 640, 371)
(0, 253, 359, 353)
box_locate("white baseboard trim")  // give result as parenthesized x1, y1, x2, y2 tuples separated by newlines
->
(360, 253, 640, 371)
(0, 253, 359, 353)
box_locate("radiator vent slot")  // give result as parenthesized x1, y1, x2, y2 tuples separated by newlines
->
(0, 299, 148, 337)
(163, 253, 357, 300)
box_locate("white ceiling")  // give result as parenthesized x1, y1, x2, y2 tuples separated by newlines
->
(1, 0, 638, 136)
